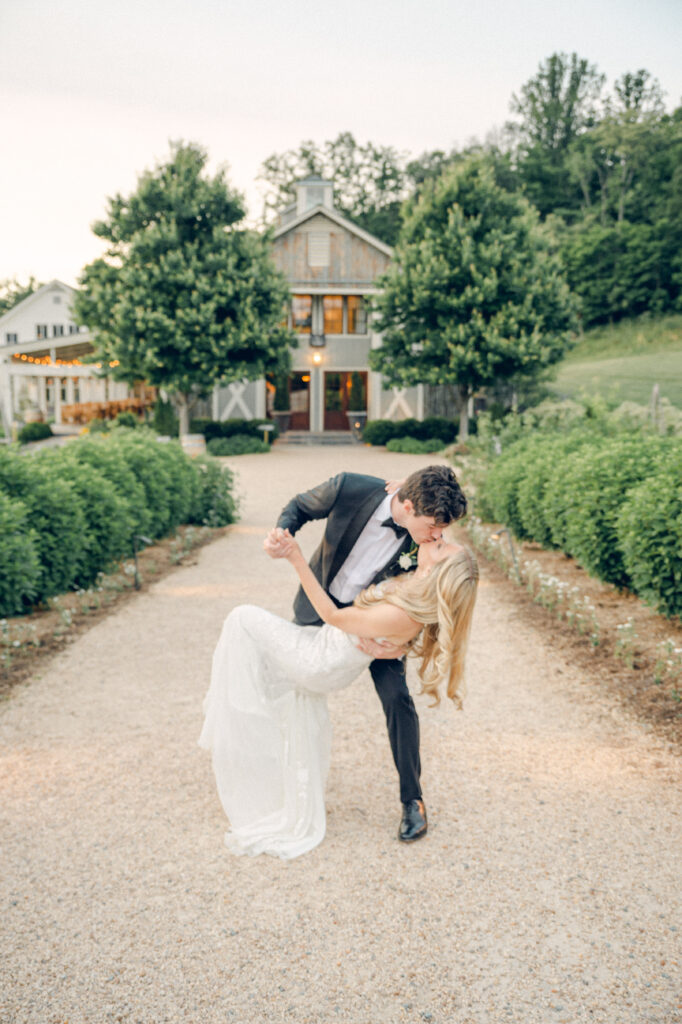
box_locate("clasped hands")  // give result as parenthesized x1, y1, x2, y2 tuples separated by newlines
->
(262, 527, 406, 660)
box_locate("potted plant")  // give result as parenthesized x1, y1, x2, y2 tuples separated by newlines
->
(272, 371, 291, 435)
(347, 372, 367, 441)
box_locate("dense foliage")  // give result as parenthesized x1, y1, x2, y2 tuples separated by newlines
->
(0, 431, 237, 614)
(75, 142, 294, 435)
(261, 55, 681, 330)
(371, 158, 577, 438)
(18, 422, 52, 444)
(362, 417, 459, 446)
(190, 417, 280, 443)
(475, 402, 682, 615)
(207, 435, 269, 455)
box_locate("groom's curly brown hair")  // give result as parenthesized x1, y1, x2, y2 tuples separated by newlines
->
(397, 465, 467, 524)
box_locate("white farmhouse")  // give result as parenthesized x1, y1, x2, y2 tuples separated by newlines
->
(0, 281, 135, 437)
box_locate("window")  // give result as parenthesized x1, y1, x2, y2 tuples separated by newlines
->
(291, 295, 312, 333)
(5, 332, 18, 344)
(36, 324, 48, 339)
(53, 324, 64, 337)
(308, 232, 330, 268)
(68, 324, 79, 334)
(347, 296, 367, 335)
(323, 296, 343, 334)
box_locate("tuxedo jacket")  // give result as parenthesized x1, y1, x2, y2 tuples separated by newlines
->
(277, 472, 413, 626)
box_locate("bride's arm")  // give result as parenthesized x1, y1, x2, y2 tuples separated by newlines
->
(274, 534, 418, 642)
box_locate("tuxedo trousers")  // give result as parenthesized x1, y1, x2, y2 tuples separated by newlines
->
(368, 656, 422, 805)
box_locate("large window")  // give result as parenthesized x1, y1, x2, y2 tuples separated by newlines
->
(323, 296, 343, 335)
(347, 296, 367, 335)
(36, 324, 48, 339)
(291, 295, 312, 333)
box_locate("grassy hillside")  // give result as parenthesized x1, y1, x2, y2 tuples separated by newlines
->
(550, 314, 682, 406)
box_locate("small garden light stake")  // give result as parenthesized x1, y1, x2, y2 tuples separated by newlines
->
(133, 535, 153, 590)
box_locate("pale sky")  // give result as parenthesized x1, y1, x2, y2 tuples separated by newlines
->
(2, 0, 681, 287)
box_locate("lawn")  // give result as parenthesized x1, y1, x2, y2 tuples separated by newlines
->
(549, 314, 682, 406)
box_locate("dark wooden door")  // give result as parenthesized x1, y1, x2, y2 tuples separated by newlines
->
(324, 371, 367, 430)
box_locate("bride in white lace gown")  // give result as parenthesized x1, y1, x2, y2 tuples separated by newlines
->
(199, 534, 478, 860)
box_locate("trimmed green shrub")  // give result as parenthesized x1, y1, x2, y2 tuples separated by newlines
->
(66, 436, 152, 538)
(149, 436, 197, 527)
(363, 417, 458, 446)
(200, 418, 280, 443)
(616, 451, 682, 616)
(386, 437, 445, 454)
(207, 435, 269, 456)
(114, 411, 139, 429)
(0, 493, 41, 614)
(515, 431, 596, 549)
(0, 448, 88, 599)
(152, 398, 179, 437)
(111, 434, 176, 538)
(560, 435, 668, 587)
(477, 437, 535, 539)
(189, 456, 238, 527)
(49, 448, 137, 585)
(88, 418, 110, 434)
(17, 422, 52, 444)
(0, 432, 238, 611)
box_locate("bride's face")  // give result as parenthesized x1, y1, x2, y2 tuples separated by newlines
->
(417, 538, 462, 571)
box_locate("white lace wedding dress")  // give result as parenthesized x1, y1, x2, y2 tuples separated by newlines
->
(199, 605, 371, 860)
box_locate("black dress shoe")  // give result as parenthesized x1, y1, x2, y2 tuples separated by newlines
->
(398, 799, 427, 842)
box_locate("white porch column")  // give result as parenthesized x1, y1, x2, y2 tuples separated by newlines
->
(54, 378, 62, 425)
(66, 378, 75, 405)
(38, 376, 48, 416)
(417, 383, 425, 421)
(0, 359, 13, 437)
(211, 384, 219, 420)
(255, 379, 266, 419)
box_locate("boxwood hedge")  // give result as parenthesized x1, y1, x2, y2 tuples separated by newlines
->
(0, 431, 237, 615)
(477, 426, 682, 615)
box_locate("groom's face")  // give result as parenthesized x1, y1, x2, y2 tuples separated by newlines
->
(401, 500, 448, 544)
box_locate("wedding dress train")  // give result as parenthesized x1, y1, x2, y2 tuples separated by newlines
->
(199, 605, 371, 859)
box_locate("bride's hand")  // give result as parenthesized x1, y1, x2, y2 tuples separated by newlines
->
(384, 478, 405, 494)
(264, 528, 300, 561)
(264, 527, 293, 559)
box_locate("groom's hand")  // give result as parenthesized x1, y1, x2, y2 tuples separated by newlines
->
(355, 637, 407, 660)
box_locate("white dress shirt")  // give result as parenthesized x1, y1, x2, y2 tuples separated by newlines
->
(328, 493, 405, 603)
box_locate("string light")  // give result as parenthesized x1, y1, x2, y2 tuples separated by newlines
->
(11, 354, 120, 368)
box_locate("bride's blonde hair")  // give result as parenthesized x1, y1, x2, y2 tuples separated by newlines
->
(355, 546, 478, 708)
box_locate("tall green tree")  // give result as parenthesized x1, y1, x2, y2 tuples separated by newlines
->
(371, 158, 578, 439)
(509, 52, 606, 217)
(0, 277, 42, 316)
(75, 142, 293, 435)
(258, 132, 408, 244)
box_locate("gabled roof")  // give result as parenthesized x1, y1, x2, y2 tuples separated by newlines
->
(272, 204, 394, 258)
(0, 279, 77, 327)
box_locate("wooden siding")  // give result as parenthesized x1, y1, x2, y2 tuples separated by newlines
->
(272, 214, 391, 288)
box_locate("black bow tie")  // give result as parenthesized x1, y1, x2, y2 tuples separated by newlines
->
(381, 517, 408, 539)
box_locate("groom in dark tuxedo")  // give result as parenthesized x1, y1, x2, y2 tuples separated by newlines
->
(265, 464, 467, 842)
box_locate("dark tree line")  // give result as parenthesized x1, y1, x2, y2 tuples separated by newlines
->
(259, 54, 682, 328)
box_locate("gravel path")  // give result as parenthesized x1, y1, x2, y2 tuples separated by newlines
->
(1, 445, 680, 1024)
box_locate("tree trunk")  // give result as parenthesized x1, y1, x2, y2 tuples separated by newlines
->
(176, 392, 191, 437)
